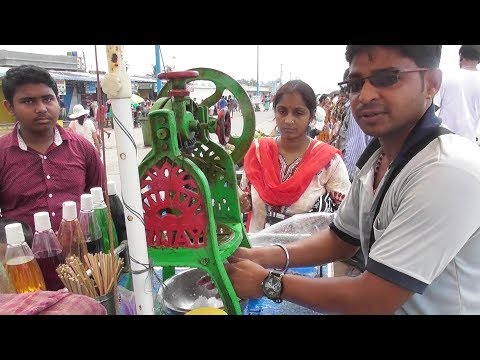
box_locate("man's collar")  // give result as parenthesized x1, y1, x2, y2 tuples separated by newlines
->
(389, 104, 441, 168)
(16, 123, 63, 151)
(356, 104, 441, 169)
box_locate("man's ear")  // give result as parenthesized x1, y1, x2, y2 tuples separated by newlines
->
(426, 68, 442, 99)
(3, 99, 14, 116)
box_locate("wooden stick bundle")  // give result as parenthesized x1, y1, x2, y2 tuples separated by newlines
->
(83, 252, 123, 296)
(56, 253, 123, 298)
(56, 256, 96, 297)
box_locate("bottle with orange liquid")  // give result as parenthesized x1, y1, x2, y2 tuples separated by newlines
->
(57, 201, 88, 263)
(4, 223, 46, 293)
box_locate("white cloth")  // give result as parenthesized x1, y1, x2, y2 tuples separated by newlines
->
(17, 124, 62, 151)
(69, 119, 96, 148)
(333, 133, 480, 314)
(434, 68, 480, 142)
(315, 106, 326, 131)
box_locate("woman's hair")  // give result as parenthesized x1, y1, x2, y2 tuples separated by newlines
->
(319, 94, 329, 104)
(77, 115, 85, 126)
(2, 65, 58, 104)
(345, 45, 442, 69)
(273, 80, 317, 116)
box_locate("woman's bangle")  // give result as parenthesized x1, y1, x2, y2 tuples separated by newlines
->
(273, 243, 290, 273)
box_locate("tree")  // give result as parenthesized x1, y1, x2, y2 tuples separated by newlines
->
(147, 63, 174, 78)
(237, 78, 258, 87)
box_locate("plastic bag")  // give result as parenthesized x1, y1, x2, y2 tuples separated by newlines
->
(248, 212, 334, 247)
(117, 285, 136, 315)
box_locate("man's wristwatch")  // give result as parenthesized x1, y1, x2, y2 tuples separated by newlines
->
(261, 270, 284, 303)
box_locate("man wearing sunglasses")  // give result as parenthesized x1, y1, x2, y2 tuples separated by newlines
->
(434, 45, 480, 143)
(222, 45, 480, 314)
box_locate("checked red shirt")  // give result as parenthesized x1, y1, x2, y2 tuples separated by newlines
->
(0, 123, 103, 232)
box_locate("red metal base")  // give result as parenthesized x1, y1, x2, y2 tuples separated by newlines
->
(141, 161, 208, 249)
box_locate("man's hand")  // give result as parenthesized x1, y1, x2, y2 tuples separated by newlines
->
(224, 256, 269, 300)
(197, 248, 269, 300)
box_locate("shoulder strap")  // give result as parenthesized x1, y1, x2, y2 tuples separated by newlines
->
(368, 127, 452, 251)
(356, 137, 380, 169)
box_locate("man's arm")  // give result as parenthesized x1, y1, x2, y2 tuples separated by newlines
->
(244, 227, 359, 270)
(281, 269, 412, 314)
(228, 237, 412, 314)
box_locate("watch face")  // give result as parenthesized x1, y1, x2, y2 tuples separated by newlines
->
(263, 273, 282, 299)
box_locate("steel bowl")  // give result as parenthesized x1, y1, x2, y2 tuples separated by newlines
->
(157, 268, 246, 314)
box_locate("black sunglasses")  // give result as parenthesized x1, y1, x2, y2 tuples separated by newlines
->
(338, 68, 430, 95)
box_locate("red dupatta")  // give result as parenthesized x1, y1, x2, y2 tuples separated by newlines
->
(244, 137, 341, 206)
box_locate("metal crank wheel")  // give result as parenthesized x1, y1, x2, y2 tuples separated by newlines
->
(159, 68, 255, 164)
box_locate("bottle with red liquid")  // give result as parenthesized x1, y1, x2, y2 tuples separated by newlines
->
(57, 201, 88, 263)
(4, 223, 46, 293)
(32, 212, 65, 291)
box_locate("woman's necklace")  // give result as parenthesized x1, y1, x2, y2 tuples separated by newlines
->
(277, 136, 312, 164)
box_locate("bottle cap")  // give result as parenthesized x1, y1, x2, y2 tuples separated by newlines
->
(62, 201, 78, 220)
(81, 194, 94, 211)
(5, 223, 25, 245)
(107, 181, 117, 196)
(34, 212, 51, 232)
(90, 187, 104, 205)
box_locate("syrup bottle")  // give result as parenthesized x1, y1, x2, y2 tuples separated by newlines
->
(32, 212, 65, 291)
(57, 201, 88, 263)
(91, 187, 118, 253)
(79, 194, 103, 254)
(4, 223, 46, 293)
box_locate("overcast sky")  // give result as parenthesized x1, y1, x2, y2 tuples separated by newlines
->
(0, 45, 462, 95)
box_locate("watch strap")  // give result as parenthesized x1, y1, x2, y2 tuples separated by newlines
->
(261, 270, 284, 303)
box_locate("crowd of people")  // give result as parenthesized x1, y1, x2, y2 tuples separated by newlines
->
(2, 45, 480, 315)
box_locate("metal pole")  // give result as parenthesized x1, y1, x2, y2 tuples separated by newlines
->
(256, 45, 260, 96)
(94, 45, 120, 315)
(155, 45, 162, 96)
(101, 45, 154, 315)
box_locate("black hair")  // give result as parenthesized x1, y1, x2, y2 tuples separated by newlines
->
(459, 45, 480, 62)
(2, 65, 58, 104)
(345, 45, 442, 68)
(273, 80, 317, 116)
(319, 94, 329, 103)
